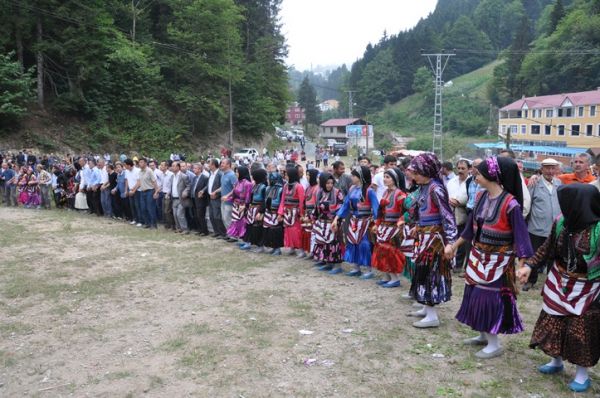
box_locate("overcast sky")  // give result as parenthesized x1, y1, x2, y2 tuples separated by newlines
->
(280, 0, 438, 71)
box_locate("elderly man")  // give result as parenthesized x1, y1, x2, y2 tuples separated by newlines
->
(524, 158, 563, 290)
(169, 161, 191, 234)
(446, 159, 470, 272)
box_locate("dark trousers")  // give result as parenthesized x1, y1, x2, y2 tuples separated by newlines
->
(455, 224, 470, 270)
(155, 192, 164, 223)
(528, 233, 549, 285)
(194, 199, 209, 234)
(209, 199, 226, 236)
(111, 192, 123, 218)
(163, 196, 175, 229)
(120, 195, 132, 220)
(87, 187, 102, 216)
(129, 192, 141, 223)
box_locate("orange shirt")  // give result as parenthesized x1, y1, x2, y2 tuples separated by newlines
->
(557, 172, 596, 185)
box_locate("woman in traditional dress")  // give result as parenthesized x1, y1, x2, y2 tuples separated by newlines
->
(406, 153, 457, 329)
(450, 156, 533, 358)
(517, 184, 600, 393)
(399, 171, 419, 293)
(241, 168, 268, 252)
(225, 166, 253, 242)
(371, 167, 407, 288)
(301, 169, 320, 260)
(313, 172, 345, 273)
(279, 166, 305, 256)
(16, 167, 29, 206)
(263, 172, 285, 255)
(25, 167, 41, 208)
(332, 166, 379, 279)
(74, 165, 89, 211)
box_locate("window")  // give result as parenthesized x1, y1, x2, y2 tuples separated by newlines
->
(566, 108, 573, 117)
(531, 125, 541, 135)
(524, 110, 528, 118)
(520, 125, 526, 135)
(587, 125, 594, 136)
(591, 106, 596, 117)
(578, 107, 584, 117)
(517, 111, 522, 118)
(598, 124, 600, 137)
(544, 125, 552, 135)
(501, 125, 507, 134)
(558, 125, 565, 135)
(510, 125, 518, 135)
(571, 125, 580, 136)
(546, 109, 553, 118)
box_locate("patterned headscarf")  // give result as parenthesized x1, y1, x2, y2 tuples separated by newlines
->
(384, 167, 406, 192)
(477, 156, 524, 207)
(407, 153, 441, 180)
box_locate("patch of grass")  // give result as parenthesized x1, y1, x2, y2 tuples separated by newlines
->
(106, 371, 133, 380)
(148, 375, 164, 389)
(182, 323, 210, 336)
(0, 350, 17, 367)
(3, 274, 68, 299)
(479, 378, 510, 397)
(50, 304, 72, 315)
(287, 299, 316, 321)
(0, 321, 33, 337)
(159, 336, 189, 352)
(436, 386, 463, 397)
(179, 344, 223, 370)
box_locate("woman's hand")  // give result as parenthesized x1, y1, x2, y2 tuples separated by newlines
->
(443, 244, 454, 260)
(516, 266, 531, 285)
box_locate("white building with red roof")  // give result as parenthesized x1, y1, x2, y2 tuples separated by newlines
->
(319, 118, 374, 150)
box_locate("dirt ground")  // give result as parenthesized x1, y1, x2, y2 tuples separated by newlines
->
(0, 207, 596, 397)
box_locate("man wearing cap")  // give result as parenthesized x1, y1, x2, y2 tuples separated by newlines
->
(524, 158, 562, 290)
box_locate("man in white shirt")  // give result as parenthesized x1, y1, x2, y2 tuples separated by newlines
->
(161, 161, 174, 229)
(150, 160, 164, 223)
(98, 159, 112, 217)
(371, 155, 397, 201)
(446, 159, 470, 271)
(123, 159, 141, 225)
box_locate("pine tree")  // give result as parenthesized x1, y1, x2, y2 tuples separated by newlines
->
(297, 76, 319, 129)
(549, 0, 565, 33)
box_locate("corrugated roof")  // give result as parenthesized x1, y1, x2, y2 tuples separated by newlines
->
(500, 89, 600, 111)
(320, 118, 361, 127)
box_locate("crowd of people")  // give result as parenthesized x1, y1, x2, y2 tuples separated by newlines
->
(2, 147, 600, 393)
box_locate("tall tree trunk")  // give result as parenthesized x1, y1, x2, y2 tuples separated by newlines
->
(15, 26, 24, 72)
(131, 0, 137, 42)
(36, 16, 45, 111)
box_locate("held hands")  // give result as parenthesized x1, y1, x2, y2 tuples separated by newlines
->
(331, 219, 338, 232)
(443, 244, 454, 260)
(277, 215, 283, 223)
(516, 266, 531, 285)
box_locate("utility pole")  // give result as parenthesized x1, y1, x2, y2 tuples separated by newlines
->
(346, 90, 356, 119)
(422, 52, 454, 160)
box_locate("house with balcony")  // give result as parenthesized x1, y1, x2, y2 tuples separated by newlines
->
(319, 118, 374, 149)
(498, 89, 600, 148)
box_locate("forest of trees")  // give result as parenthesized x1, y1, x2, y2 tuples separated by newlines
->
(0, 0, 289, 154)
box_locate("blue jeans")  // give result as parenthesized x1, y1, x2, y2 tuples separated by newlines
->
(140, 190, 157, 227)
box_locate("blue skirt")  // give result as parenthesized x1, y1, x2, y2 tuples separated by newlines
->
(343, 234, 372, 267)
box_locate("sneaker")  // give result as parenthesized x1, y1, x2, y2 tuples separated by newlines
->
(130, 221, 136, 225)
(136, 223, 143, 227)
(359, 272, 374, 280)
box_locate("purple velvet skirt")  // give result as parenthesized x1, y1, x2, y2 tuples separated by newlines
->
(456, 278, 524, 335)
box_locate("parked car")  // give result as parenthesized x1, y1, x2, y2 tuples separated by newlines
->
(332, 143, 348, 156)
(233, 148, 258, 160)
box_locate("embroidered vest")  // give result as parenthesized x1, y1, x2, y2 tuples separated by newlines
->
(381, 189, 405, 223)
(304, 185, 318, 212)
(317, 188, 342, 219)
(351, 187, 373, 218)
(417, 182, 443, 226)
(251, 183, 266, 206)
(283, 183, 300, 208)
(472, 191, 514, 247)
(266, 185, 283, 211)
